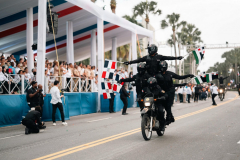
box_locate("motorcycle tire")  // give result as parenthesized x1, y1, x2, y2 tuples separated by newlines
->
(141, 114, 152, 141)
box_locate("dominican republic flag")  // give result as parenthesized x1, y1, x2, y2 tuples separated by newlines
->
(102, 60, 116, 79)
(194, 75, 203, 84)
(193, 46, 205, 64)
(101, 82, 113, 99)
(112, 83, 122, 92)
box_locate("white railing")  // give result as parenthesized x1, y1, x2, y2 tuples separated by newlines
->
(0, 74, 96, 95)
(0, 74, 31, 94)
(45, 76, 95, 93)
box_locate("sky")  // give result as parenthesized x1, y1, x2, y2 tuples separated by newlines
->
(94, 0, 240, 72)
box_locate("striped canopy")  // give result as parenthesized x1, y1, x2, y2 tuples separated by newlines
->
(0, 0, 153, 61)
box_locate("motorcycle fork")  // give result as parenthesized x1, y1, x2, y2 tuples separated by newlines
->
(150, 110, 153, 132)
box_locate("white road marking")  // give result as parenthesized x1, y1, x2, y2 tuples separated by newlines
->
(87, 117, 112, 123)
(0, 134, 23, 140)
(237, 141, 240, 144)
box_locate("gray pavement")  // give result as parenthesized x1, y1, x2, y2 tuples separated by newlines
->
(0, 91, 240, 160)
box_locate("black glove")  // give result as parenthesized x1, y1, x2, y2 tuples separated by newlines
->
(178, 56, 184, 60)
(189, 74, 195, 78)
(123, 61, 130, 65)
(117, 80, 122, 84)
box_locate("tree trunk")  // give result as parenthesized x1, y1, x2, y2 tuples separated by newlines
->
(111, 7, 116, 14)
(173, 30, 178, 75)
(178, 42, 181, 75)
(91, 0, 96, 2)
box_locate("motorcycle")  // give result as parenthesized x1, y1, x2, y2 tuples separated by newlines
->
(219, 88, 224, 101)
(140, 93, 166, 141)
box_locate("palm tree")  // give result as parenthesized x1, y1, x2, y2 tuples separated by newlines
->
(123, 15, 143, 27)
(133, 1, 161, 29)
(176, 31, 188, 75)
(182, 24, 203, 75)
(161, 13, 186, 74)
(110, 0, 117, 14)
(91, 0, 97, 2)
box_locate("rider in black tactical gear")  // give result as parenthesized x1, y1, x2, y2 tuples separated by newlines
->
(156, 61, 194, 125)
(123, 44, 183, 76)
(119, 63, 150, 110)
(218, 75, 229, 99)
(145, 77, 168, 131)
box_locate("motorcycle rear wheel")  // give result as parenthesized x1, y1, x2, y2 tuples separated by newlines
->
(141, 114, 152, 141)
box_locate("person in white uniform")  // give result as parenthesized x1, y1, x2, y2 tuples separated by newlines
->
(210, 83, 218, 106)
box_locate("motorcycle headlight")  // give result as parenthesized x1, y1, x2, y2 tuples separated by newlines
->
(144, 102, 151, 106)
(220, 89, 223, 93)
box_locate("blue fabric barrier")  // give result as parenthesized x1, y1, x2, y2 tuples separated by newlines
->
(81, 92, 98, 114)
(0, 92, 99, 127)
(41, 94, 70, 122)
(101, 91, 134, 112)
(0, 95, 29, 127)
(64, 93, 81, 116)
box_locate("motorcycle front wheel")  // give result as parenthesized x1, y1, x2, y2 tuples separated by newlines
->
(141, 114, 152, 141)
(220, 94, 223, 101)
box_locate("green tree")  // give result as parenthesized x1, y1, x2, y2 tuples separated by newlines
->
(110, 0, 117, 13)
(122, 15, 143, 27)
(161, 13, 186, 74)
(133, 1, 161, 29)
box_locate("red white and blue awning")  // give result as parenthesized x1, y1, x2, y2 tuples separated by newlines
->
(0, 0, 153, 61)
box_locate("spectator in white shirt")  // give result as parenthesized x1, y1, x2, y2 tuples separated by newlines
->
(50, 80, 67, 126)
(0, 66, 9, 94)
(15, 63, 21, 74)
(210, 83, 218, 106)
(186, 84, 192, 103)
(124, 69, 128, 78)
(24, 67, 31, 82)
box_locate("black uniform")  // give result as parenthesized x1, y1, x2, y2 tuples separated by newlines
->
(121, 73, 151, 109)
(129, 55, 179, 75)
(219, 76, 229, 85)
(155, 71, 192, 121)
(144, 85, 167, 129)
(22, 110, 42, 133)
(27, 87, 40, 108)
(120, 86, 129, 114)
(237, 83, 240, 96)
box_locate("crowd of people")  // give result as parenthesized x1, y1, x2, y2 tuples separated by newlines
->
(175, 83, 220, 105)
(0, 54, 132, 94)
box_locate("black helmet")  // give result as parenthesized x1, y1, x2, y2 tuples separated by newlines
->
(147, 77, 157, 89)
(158, 60, 168, 72)
(147, 44, 158, 55)
(137, 62, 146, 75)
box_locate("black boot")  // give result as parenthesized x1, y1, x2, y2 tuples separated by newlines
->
(25, 128, 30, 135)
(166, 114, 175, 125)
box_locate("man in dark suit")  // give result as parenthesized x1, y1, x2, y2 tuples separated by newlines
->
(120, 83, 130, 115)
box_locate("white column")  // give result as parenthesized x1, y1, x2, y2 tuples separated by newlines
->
(90, 29, 96, 66)
(37, 0, 47, 89)
(26, 8, 34, 73)
(132, 32, 137, 107)
(111, 37, 117, 61)
(66, 21, 74, 64)
(128, 43, 132, 72)
(97, 18, 104, 112)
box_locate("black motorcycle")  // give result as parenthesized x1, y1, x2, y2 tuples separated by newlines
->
(140, 93, 165, 141)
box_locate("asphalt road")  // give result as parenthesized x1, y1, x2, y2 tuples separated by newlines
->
(1, 91, 240, 160)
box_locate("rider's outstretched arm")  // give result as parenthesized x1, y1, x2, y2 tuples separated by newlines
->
(128, 57, 146, 64)
(223, 76, 229, 80)
(158, 55, 182, 61)
(120, 76, 136, 82)
(168, 71, 194, 80)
